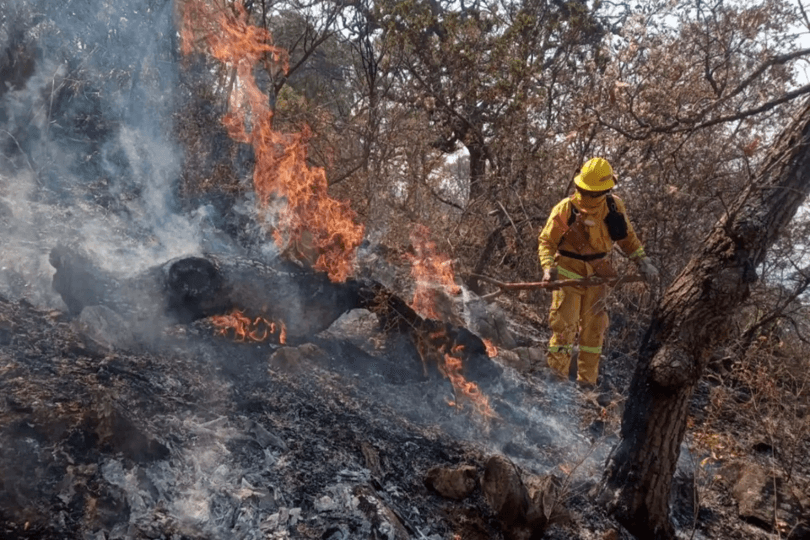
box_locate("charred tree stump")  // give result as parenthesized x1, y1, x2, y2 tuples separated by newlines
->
(597, 99, 810, 539)
(480, 455, 563, 539)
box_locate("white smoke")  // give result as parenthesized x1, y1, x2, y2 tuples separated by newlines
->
(0, 0, 209, 304)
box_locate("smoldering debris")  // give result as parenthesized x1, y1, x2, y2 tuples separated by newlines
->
(47, 242, 504, 387)
(0, 282, 627, 539)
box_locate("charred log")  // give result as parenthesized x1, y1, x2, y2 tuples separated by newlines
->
(163, 256, 227, 322)
(50, 244, 360, 341)
(356, 282, 487, 355)
(50, 244, 500, 381)
(355, 282, 500, 381)
(50, 244, 187, 328)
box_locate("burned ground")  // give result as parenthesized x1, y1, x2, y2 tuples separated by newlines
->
(2, 274, 806, 539)
(0, 291, 611, 539)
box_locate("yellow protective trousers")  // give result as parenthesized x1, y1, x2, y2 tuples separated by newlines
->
(547, 282, 609, 385)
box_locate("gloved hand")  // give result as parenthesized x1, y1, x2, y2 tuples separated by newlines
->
(637, 258, 659, 282)
(542, 267, 558, 282)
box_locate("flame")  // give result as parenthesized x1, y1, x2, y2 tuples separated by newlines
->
(415, 328, 495, 419)
(179, 0, 364, 282)
(180, 3, 493, 418)
(442, 350, 496, 418)
(483, 338, 498, 358)
(407, 225, 460, 320)
(209, 309, 287, 344)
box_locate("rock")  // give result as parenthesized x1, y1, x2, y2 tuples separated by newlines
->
(508, 346, 546, 373)
(464, 296, 518, 349)
(424, 464, 477, 500)
(723, 461, 810, 536)
(496, 349, 532, 372)
(481, 455, 529, 527)
(512, 347, 545, 365)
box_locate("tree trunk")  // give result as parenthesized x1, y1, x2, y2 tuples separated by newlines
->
(468, 142, 487, 201)
(598, 98, 810, 539)
(467, 218, 509, 295)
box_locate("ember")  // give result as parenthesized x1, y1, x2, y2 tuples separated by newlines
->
(443, 350, 497, 419)
(412, 327, 496, 418)
(399, 226, 497, 417)
(209, 308, 287, 344)
(483, 338, 498, 358)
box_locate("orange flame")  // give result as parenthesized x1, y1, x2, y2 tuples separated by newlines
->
(179, 1, 363, 282)
(210, 309, 287, 344)
(407, 225, 460, 320)
(415, 328, 496, 419)
(181, 4, 493, 417)
(442, 350, 496, 418)
(482, 338, 498, 358)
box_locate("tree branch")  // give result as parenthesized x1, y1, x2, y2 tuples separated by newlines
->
(468, 273, 646, 300)
(691, 47, 810, 123)
(595, 85, 810, 139)
(687, 83, 810, 131)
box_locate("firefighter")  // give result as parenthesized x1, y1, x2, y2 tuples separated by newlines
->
(537, 157, 658, 387)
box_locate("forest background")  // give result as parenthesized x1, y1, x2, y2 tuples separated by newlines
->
(172, 0, 810, 308)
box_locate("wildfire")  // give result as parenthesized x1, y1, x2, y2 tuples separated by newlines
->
(179, 0, 364, 282)
(407, 225, 460, 320)
(179, 2, 495, 420)
(405, 226, 495, 418)
(209, 309, 287, 344)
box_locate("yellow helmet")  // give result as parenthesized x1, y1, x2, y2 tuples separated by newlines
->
(574, 157, 616, 191)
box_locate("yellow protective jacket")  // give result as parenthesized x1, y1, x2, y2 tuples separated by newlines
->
(538, 191, 646, 280)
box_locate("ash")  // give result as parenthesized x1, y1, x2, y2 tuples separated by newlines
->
(0, 292, 622, 540)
